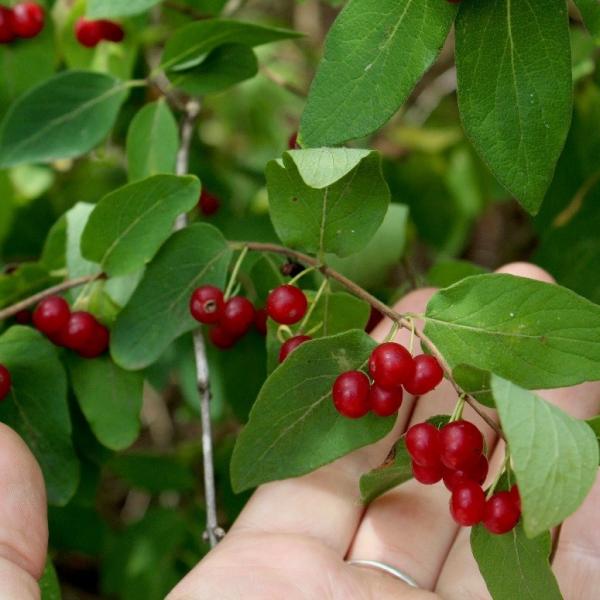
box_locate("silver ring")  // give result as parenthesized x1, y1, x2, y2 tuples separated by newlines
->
(347, 559, 419, 588)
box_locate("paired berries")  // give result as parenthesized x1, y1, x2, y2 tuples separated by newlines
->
(0, 2, 44, 44)
(198, 190, 221, 216)
(406, 417, 521, 534)
(75, 18, 124, 48)
(190, 285, 263, 349)
(32, 296, 110, 359)
(332, 342, 443, 419)
(0, 364, 11, 402)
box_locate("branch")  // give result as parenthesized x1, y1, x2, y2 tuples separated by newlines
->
(0, 274, 104, 322)
(175, 101, 223, 548)
(229, 241, 505, 440)
(260, 66, 307, 99)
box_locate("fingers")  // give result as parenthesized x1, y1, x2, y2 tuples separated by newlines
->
(230, 288, 434, 555)
(0, 423, 48, 599)
(348, 262, 556, 590)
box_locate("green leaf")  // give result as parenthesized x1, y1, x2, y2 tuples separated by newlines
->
(69, 356, 143, 451)
(266, 149, 390, 257)
(161, 19, 300, 72)
(111, 223, 232, 370)
(299, 0, 457, 147)
(168, 44, 258, 96)
(266, 289, 370, 373)
(126, 100, 179, 182)
(0, 71, 128, 168)
(471, 524, 562, 600)
(360, 439, 412, 504)
(455, 0, 572, 213)
(39, 558, 62, 600)
(588, 416, 600, 462)
(575, 0, 600, 43)
(87, 0, 161, 18)
(231, 330, 395, 492)
(65, 203, 101, 290)
(426, 259, 488, 289)
(491, 376, 598, 537)
(0, 263, 53, 309)
(0, 327, 78, 505)
(424, 274, 600, 389)
(81, 175, 201, 277)
(326, 204, 409, 290)
(452, 364, 494, 408)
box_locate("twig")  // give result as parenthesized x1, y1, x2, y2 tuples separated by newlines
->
(174, 100, 223, 548)
(229, 240, 505, 440)
(260, 66, 307, 98)
(0, 274, 104, 322)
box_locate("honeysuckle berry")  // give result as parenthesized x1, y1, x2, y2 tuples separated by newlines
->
(198, 190, 220, 216)
(368, 342, 414, 389)
(266, 285, 307, 325)
(412, 460, 443, 485)
(221, 296, 255, 337)
(450, 480, 485, 526)
(483, 491, 521, 534)
(254, 308, 268, 336)
(77, 323, 110, 359)
(99, 19, 124, 43)
(439, 419, 484, 470)
(406, 422, 441, 468)
(369, 384, 403, 417)
(10, 2, 44, 39)
(279, 335, 311, 363)
(442, 454, 489, 491)
(75, 18, 104, 48)
(332, 370, 370, 419)
(403, 354, 444, 395)
(33, 296, 70, 335)
(62, 311, 99, 352)
(0, 365, 11, 402)
(190, 285, 225, 325)
(14, 309, 32, 325)
(0, 7, 15, 43)
(209, 324, 237, 350)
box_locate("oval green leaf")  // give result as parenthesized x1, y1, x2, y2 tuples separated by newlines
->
(81, 175, 201, 277)
(0, 71, 128, 168)
(424, 274, 600, 389)
(87, 0, 161, 18)
(231, 330, 395, 493)
(491, 376, 598, 538)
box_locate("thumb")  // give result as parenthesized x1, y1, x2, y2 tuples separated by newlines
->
(0, 423, 48, 599)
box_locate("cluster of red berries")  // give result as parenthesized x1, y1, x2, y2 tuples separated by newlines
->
(0, 2, 44, 44)
(332, 342, 444, 419)
(198, 190, 220, 217)
(406, 419, 521, 534)
(0, 363, 11, 402)
(75, 17, 124, 48)
(31, 295, 110, 359)
(189, 285, 266, 349)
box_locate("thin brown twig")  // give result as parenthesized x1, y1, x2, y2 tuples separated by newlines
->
(229, 240, 505, 440)
(0, 274, 105, 322)
(260, 66, 307, 98)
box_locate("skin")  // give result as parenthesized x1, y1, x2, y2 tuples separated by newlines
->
(1, 263, 599, 599)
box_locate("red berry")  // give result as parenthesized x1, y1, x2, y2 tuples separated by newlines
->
(483, 491, 521, 534)
(62, 311, 98, 352)
(443, 454, 489, 491)
(9, 2, 44, 39)
(405, 422, 441, 468)
(509, 484, 521, 512)
(369, 384, 403, 417)
(332, 371, 370, 419)
(0, 7, 15, 43)
(279, 335, 311, 363)
(412, 460, 442, 485)
(365, 307, 383, 333)
(368, 342, 414, 389)
(209, 324, 237, 350)
(14, 309, 32, 325)
(190, 285, 224, 324)
(439, 419, 484, 470)
(77, 323, 110, 359)
(0, 364, 11, 401)
(450, 481, 485, 526)
(288, 132, 299, 149)
(33, 296, 70, 335)
(99, 19, 124, 43)
(198, 190, 220, 216)
(403, 354, 444, 395)
(75, 18, 103, 48)
(221, 296, 255, 337)
(254, 308, 268, 336)
(266, 285, 307, 325)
